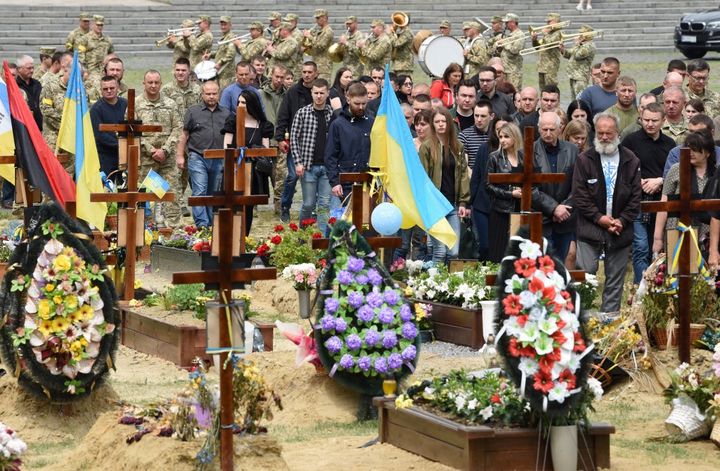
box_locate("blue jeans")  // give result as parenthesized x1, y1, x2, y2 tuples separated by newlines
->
(187, 152, 223, 228)
(428, 208, 461, 264)
(632, 215, 653, 284)
(546, 229, 574, 262)
(299, 165, 331, 234)
(471, 208, 490, 261)
(281, 154, 299, 210)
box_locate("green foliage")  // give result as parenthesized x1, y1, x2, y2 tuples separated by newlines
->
(266, 222, 324, 271)
(162, 284, 216, 319)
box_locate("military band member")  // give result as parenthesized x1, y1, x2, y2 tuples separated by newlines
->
(341, 16, 365, 76)
(186, 15, 213, 68)
(305, 9, 334, 80)
(79, 15, 114, 79)
(66, 12, 91, 52)
(485, 15, 504, 57)
(40, 53, 72, 159)
(390, 19, 414, 77)
(266, 22, 299, 75)
(463, 21, 488, 77)
(359, 19, 392, 72)
(34, 47, 55, 80)
(559, 24, 596, 98)
(237, 21, 269, 65)
(532, 13, 563, 89)
(438, 20, 452, 37)
(211, 15, 237, 89)
(284, 14, 304, 76)
(166, 19, 195, 63)
(498, 13, 525, 89)
(267, 11, 282, 42)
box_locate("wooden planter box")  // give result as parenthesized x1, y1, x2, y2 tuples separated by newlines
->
(151, 245, 202, 275)
(425, 301, 485, 349)
(375, 397, 614, 471)
(120, 306, 209, 368)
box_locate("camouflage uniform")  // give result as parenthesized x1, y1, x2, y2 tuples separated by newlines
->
(39, 78, 67, 158)
(79, 31, 114, 79)
(65, 26, 89, 52)
(343, 30, 365, 76)
(135, 94, 183, 228)
(186, 30, 213, 68)
(499, 29, 525, 89)
(260, 81, 287, 212)
(563, 39, 596, 98)
(291, 28, 304, 76)
(686, 85, 720, 119)
(662, 118, 688, 145)
(362, 33, 392, 72)
(40, 70, 59, 88)
(86, 77, 128, 105)
(238, 36, 268, 63)
(534, 29, 562, 88)
(167, 38, 191, 63)
(486, 31, 504, 57)
(33, 66, 48, 81)
(307, 25, 334, 80)
(213, 30, 238, 90)
(267, 36, 298, 75)
(465, 35, 490, 77)
(390, 27, 414, 76)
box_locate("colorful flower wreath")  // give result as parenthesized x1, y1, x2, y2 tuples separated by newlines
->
(495, 237, 593, 416)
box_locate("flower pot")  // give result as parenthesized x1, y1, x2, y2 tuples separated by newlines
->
(479, 300, 498, 342)
(418, 329, 434, 343)
(651, 325, 678, 350)
(689, 323, 706, 343)
(665, 395, 711, 442)
(297, 289, 312, 319)
(550, 424, 578, 471)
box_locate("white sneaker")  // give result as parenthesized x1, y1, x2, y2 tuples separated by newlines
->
(587, 4, 592, 9)
(576, 3, 583, 10)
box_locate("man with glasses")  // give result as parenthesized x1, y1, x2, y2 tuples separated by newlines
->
(685, 59, 720, 119)
(475, 65, 515, 117)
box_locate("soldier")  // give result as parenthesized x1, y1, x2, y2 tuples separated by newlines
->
(86, 56, 128, 105)
(260, 64, 288, 214)
(266, 22, 299, 75)
(34, 47, 55, 80)
(498, 13, 524, 89)
(40, 51, 63, 87)
(532, 13, 563, 89)
(359, 19, 392, 72)
(65, 12, 91, 52)
(685, 59, 720, 118)
(237, 21, 268, 64)
(485, 15, 504, 57)
(341, 16, 364, 76)
(78, 15, 114, 80)
(135, 70, 183, 228)
(211, 15, 237, 89)
(560, 24, 596, 98)
(166, 19, 195, 63)
(390, 18, 414, 77)
(40, 53, 73, 161)
(463, 21, 489, 77)
(267, 11, 282, 42)
(438, 20, 452, 37)
(284, 14, 304, 77)
(305, 9, 334, 81)
(185, 15, 213, 68)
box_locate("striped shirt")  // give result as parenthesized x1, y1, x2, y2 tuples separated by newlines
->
(458, 125, 490, 169)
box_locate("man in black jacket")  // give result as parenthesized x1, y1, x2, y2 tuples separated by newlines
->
(572, 112, 641, 313)
(275, 61, 318, 222)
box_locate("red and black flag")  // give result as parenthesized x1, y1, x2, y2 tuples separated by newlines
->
(3, 61, 74, 205)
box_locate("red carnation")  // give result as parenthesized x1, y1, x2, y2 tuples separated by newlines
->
(556, 319, 566, 330)
(508, 338, 523, 357)
(502, 294, 522, 315)
(514, 258, 536, 277)
(528, 277, 545, 293)
(289, 223, 299, 231)
(551, 330, 567, 346)
(542, 285, 556, 302)
(319, 258, 327, 268)
(257, 244, 270, 256)
(538, 255, 555, 274)
(538, 355, 555, 374)
(516, 314, 528, 327)
(491, 394, 501, 404)
(312, 232, 323, 239)
(533, 370, 554, 394)
(271, 235, 282, 245)
(547, 347, 561, 362)
(274, 224, 284, 232)
(328, 217, 337, 225)
(300, 218, 317, 228)
(518, 343, 536, 357)
(573, 332, 586, 353)
(559, 369, 577, 389)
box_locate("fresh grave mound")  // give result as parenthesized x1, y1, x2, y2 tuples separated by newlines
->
(255, 279, 300, 318)
(40, 412, 288, 471)
(125, 304, 205, 328)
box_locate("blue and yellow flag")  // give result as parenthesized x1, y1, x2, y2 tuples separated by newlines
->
(0, 75, 15, 184)
(369, 66, 457, 248)
(56, 51, 106, 229)
(141, 169, 170, 199)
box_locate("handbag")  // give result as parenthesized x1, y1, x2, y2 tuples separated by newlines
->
(247, 143, 274, 176)
(458, 216, 479, 259)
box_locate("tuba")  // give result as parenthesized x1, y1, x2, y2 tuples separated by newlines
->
(391, 11, 409, 32)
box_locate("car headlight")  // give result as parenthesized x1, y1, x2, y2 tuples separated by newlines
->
(708, 21, 720, 28)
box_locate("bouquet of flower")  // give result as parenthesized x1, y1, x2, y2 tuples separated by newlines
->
(664, 362, 719, 414)
(572, 273, 599, 311)
(0, 422, 26, 471)
(389, 258, 424, 283)
(406, 263, 498, 309)
(257, 220, 324, 271)
(157, 225, 212, 252)
(413, 302, 433, 331)
(281, 263, 318, 290)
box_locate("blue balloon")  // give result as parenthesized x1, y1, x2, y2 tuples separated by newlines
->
(371, 202, 403, 236)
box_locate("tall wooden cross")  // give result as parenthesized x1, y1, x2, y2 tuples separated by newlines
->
(203, 104, 277, 251)
(172, 145, 277, 471)
(311, 172, 403, 252)
(641, 148, 720, 363)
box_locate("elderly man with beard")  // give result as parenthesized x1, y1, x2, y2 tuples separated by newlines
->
(572, 112, 641, 313)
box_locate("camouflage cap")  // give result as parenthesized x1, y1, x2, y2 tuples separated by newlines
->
(503, 13, 519, 23)
(79, 12, 91, 20)
(219, 15, 231, 23)
(283, 13, 299, 22)
(93, 15, 105, 25)
(371, 19, 385, 28)
(345, 15, 357, 24)
(314, 9, 328, 18)
(546, 13, 561, 22)
(249, 21, 264, 30)
(181, 18, 195, 28)
(439, 20, 451, 29)
(280, 21, 294, 31)
(491, 15, 503, 23)
(40, 47, 56, 57)
(268, 11, 282, 21)
(463, 21, 481, 31)
(579, 24, 594, 33)
(198, 15, 211, 24)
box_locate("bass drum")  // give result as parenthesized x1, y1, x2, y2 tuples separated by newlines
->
(417, 35, 465, 78)
(194, 60, 218, 81)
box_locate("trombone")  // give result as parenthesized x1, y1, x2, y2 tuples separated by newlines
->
(494, 32, 527, 48)
(218, 32, 251, 46)
(527, 20, 571, 35)
(519, 30, 603, 55)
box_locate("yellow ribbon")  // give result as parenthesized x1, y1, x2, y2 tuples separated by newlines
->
(665, 222, 711, 295)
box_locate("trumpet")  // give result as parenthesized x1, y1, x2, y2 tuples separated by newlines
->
(519, 30, 603, 55)
(218, 32, 250, 46)
(527, 20, 571, 35)
(155, 26, 199, 47)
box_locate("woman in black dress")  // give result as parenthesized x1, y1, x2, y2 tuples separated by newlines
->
(222, 90, 274, 235)
(329, 67, 353, 111)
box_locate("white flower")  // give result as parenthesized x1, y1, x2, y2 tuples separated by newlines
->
(548, 382, 570, 403)
(505, 275, 525, 294)
(423, 387, 435, 399)
(520, 290, 539, 309)
(455, 395, 466, 410)
(5, 438, 26, 455)
(587, 377, 604, 401)
(518, 357, 539, 376)
(533, 333, 555, 355)
(547, 270, 567, 290)
(427, 267, 438, 278)
(519, 240, 542, 259)
(538, 318, 558, 335)
(479, 405, 493, 421)
(585, 273, 599, 288)
(528, 305, 547, 322)
(467, 398, 478, 410)
(518, 322, 540, 343)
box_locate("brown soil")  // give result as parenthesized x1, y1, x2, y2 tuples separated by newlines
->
(126, 304, 205, 328)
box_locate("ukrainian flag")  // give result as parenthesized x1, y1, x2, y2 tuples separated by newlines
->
(0, 76, 15, 184)
(56, 51, 106, 229)
(369, 67, 457, 249)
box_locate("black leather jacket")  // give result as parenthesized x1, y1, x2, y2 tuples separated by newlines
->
(485, 149, 522, 213)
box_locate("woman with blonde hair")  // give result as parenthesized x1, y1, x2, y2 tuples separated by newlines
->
(418, 107, 470, 263)
(562, 119, 591, 152)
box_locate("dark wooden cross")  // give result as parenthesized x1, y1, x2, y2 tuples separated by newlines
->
(172, 144, 277, 471)
(486, 126, 584, 284)
(311, 172, 402, 252)
(0, 155, 41, 227)
(203, 104, 277, 251)
(641, 148, 720, 363)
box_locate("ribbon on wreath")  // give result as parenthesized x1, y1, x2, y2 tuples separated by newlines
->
(664, 222, 712, 295)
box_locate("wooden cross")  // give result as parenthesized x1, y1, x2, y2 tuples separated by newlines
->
(203, 104, 277, 251)
(311, 172, 403, 251)
(641, 148, 720, 363)
(172, 145, 277, 471)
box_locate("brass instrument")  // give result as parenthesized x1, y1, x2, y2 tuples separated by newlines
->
(391, 11, 409, 32)
(302, 25, 320, 53)
(218, 32, 251, 46)
(155, 26, 199, 47)
(519, 29, 603, 55)
(527, 20, 571, 35)
(494, 32, 527, 48)
(328, 28, 350, 63)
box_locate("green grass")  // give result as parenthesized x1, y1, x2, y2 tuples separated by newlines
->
(614, 437, 691, 464)
(25, 438, 79, 468)
(269, 419, 378, 443)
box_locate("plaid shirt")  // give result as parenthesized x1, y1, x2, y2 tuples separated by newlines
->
(290, 102, 333, 169)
